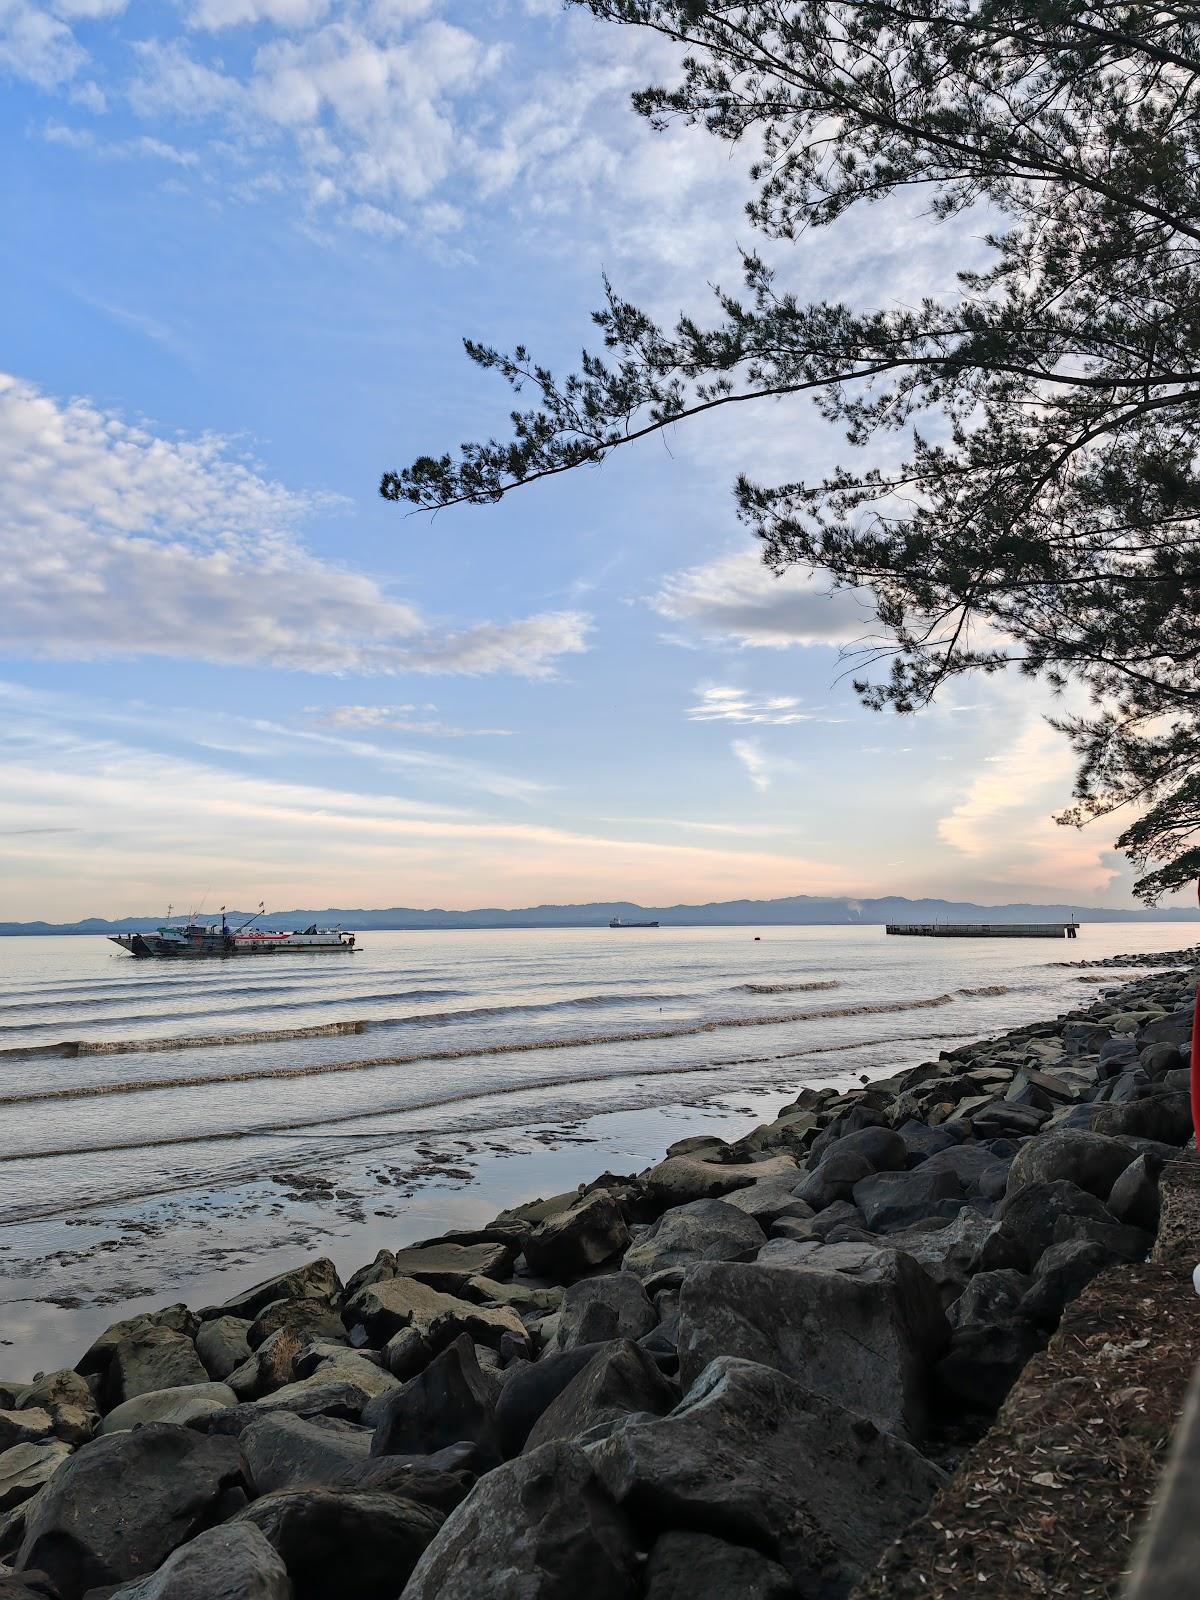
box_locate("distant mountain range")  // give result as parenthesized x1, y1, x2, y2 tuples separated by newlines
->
(4, 893, 1199, 935)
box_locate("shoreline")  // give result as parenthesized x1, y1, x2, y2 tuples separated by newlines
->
(1, 949, 1197, 1598)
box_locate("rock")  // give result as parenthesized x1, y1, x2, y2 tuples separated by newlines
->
(102, 1330, 209, 1410)
(643, 1531, 792, 1600)
(99, 1383, 236, 1434)
(523, 1193, 631, 1280)
(807, 1200, 867, 1240)
(1050, 1214, 1151, 1260)
(1003, 1130, 1138, 1202)
(1090, 1091, 1192, 1145)
(852, 1167, 966, 1232)
(1140, 1041, 1183, 1077)
(948, 1269, 1030, 1329)
(204, 1260, 342, 1324)
(0, 1416, 52, 1454)
(226, 1329, 304, 1402)
(337, 1452, 474, 1513)
(524, 1341, 676, 1452)
(921, 1144, 1009, 1196)
(383, 1328, 433, 1382)
(0, 1573, 58, 1600)
(676, 1246, 948, 1438)
(936, 1318, 1043, 1414)
(369, 1336, 500, 1468)
(463, 1278, 562, 1316)
(719, 1178, 812, 1226)
(622, 1200, 764, 1281)
(641, 1156, 756, 1207)
(554, 1276, 654, 1350)
(1107, 1152, 1164, 1230)
(1021, 1241, 1118, 1329)
(590, 1357, 944, 1594)
(16, 1424, 250, 1600)
(343, 1277, 526, 1355)
(75, 1308, 198, 1381)
(828, 1126, 907, 1172)
(995, 1179, 1119, 1265)
(794, 1151, 876, 1211)
(101, 1523, 291, 1600)
(343, 1250, 397, 1301)
(247, 1301, 346, 1352)
(879, 1209, 1002, 1300)
(240, 1413, 370, 1494)
(1140, 1010, 1193, 1046)
(969, 1102, 1048, 1138)
(808, 1105, 887, 1160)
(194, 1375, 381, 1435)
(13, 1377, 96, 1446)
(234, 1488, 441, 1600)
(195, 1319, 253, 1383)
(401, 1441, 638, 1600)
(0, 1444, 72, 1514)
(493, 1344, 608, 1457)
(387, 1243, 513, 1294)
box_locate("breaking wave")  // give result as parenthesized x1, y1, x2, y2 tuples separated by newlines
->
(737, 980, 841, 995)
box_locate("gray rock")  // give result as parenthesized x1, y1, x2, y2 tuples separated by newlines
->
(590, 1357, 945, 1593)
(676, 1244, 948, 1438)
(12, 1375, 96, 1447)
(1021, 1241, 1118, 1329)
(1107, 1152, 1164, 1231)
(895, 1121, 965, 1163)
(369, 1335, 500, 1468)
(195, 1319, 253, 1383)
(247, 1301, 346, 1352)
(852, 1166, 966, 1232)
(937, 1317, 1042, 1413)
(880, 1208, 1002, 1299)
(0, 1444, 72, 1514)
(948, 1269, 1030, 1329)
(383, 1327, 433, 1382)
(922, 1144, 1010, 1196)
(103, 1330, 209, 1410)
(1140, 1041, 1183, 1077)
(996, 1179, 1120, 1265)
(493, 1344, 608, 1457)
(387, 1242, 513, 1294)
(100, 1383, 236, 1434)
(226, 1328, 305, 1402)
(623, 1200, 764, 1282)
(794, 1151, 876, 1211)
(807, 1199, 867, 1240)
(643, 1531, 792, 1600)
(827, 1126, 907, 1173)
(718, 1179, 812, 1226)
(204, 1259, 342, 1324)
(523, 1193, 631, 1280)
(75, 1307, 198, 1381)
(343, 1277, 526, 1354)
(555, 1275, 654, 1350)
(402, 1440, 638, 1600)
(463, 1277, 562, 1316)
(641, 1156, 756, 1207)
(1004, 1130, 1138, 1202)
(16, 1423, 250, 1600)
(1050, 1213, 1152, 1260)
(240, 1413, 370, 1494)
(524, 1341, 676, 1453)
(235, 1488, 441, 1600)
(969, 1103, 1048, 1138)
(0, 1415, 53, 1454)
(1091, 1091, 1192, 1145)
(103, 1523, 291, 1600)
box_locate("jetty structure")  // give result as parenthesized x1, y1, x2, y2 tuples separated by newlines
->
(887, 921, 1079, 938)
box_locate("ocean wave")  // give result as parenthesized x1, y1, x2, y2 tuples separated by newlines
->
(0, 991, 960, 1107)
(736, 980, 841, 995)
(956, 985, 1011, 997)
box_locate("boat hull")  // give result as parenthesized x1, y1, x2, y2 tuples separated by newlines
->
(110, 932, 356, 958)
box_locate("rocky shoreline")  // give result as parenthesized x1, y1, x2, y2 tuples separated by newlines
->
(1, 955, 1196, 1600)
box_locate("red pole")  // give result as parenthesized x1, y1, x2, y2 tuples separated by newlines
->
(1194, 881, 1200, 1154)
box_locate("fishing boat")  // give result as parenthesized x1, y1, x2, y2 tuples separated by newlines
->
(110, 905, 357, 959)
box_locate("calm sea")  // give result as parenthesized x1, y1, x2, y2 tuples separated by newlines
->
(0, 922, 1190, 1369)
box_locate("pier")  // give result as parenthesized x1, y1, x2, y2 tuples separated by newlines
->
(886, 922, 1079, 939)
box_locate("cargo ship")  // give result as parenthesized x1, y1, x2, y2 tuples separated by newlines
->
(110, 907, 356, 959)
(608, 917, 660, 928)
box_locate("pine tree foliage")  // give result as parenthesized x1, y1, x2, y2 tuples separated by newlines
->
(381, 2, 1200, 900)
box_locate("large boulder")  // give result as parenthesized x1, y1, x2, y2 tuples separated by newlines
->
(1003, 1130, 1137, 1202)
(11, 1375, 95, 1448)
(16, 1424, 250, 1600)
(718, 1179, 812, 1227)
(0, 1443, 72, 1513)
(75, 1307, 198, 1382)
(554, 1276, 654, 1351)
(102, 1523, 291, 1600)
(522, 1193, 630, 1280)
(996, 1179, 1121, 1265)
(387, 1243, 513, 1294)
(235, 1488, 441, 1600)
(204, 1260, 342, 1324)
(1021, 1241, 1118, 1329)
(794, 1151, 875, 1212)
(239, 1413, 370, 1494)
(1090, 1092, 1192, 1145)
(948, 1269, 1030, 1329)
(643, 1531, 792, 1600)
(524, 1341, 676, 1453)
(936, 1318, 1043, 1414)
(676, 1244, 948, 1438)
(493, 1344, 608, 1457)
(851, 1167, 967, 1232)
(0, 1412, 54, 1453)
(880, 1209, 1005, 1301)
(343, 1277, 525, 1354)
(369, 1336, 500, 1468)
(623, 1200, 764, 1282)
(401, 1440, 638, 1600)
(100, 1383, 236, 1434)
(590, 1357, 945, 1594)
(247, 1301, 346, 1352)
(640, 1156, 757, 1207)
(195, 1319, 253, 1382)
(102, 1329, 209, 1410)
(1107, 1152, 1165, 1230)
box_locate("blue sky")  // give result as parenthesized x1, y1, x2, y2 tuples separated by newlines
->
(0, 0, 1150, 918)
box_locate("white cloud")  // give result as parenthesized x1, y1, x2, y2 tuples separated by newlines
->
(313, 704, 512, 738)
(0, 0, 84, 87)
(732, 738, 772, 792)
(189, 0, 332, 31)
(687, 685, 841, 726)
(652, 547, 872, 649)
(0, 372, 589, 678)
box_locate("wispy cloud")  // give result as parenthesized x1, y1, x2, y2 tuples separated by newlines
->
(0, 372, 590, 679)
(732, 737, 772, 792)
(308, 704, 513, 738)
(686, 684, 842, 726)
(652, 547, 871, 650)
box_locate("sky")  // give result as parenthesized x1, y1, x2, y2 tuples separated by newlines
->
(0, 0, 1162, 919)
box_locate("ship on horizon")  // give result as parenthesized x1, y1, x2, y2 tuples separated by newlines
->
(608, 916, 660, 928)
(111, 904, 356, 959)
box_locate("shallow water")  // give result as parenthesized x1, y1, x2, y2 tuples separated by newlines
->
(0, 922, 1189, 1372)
